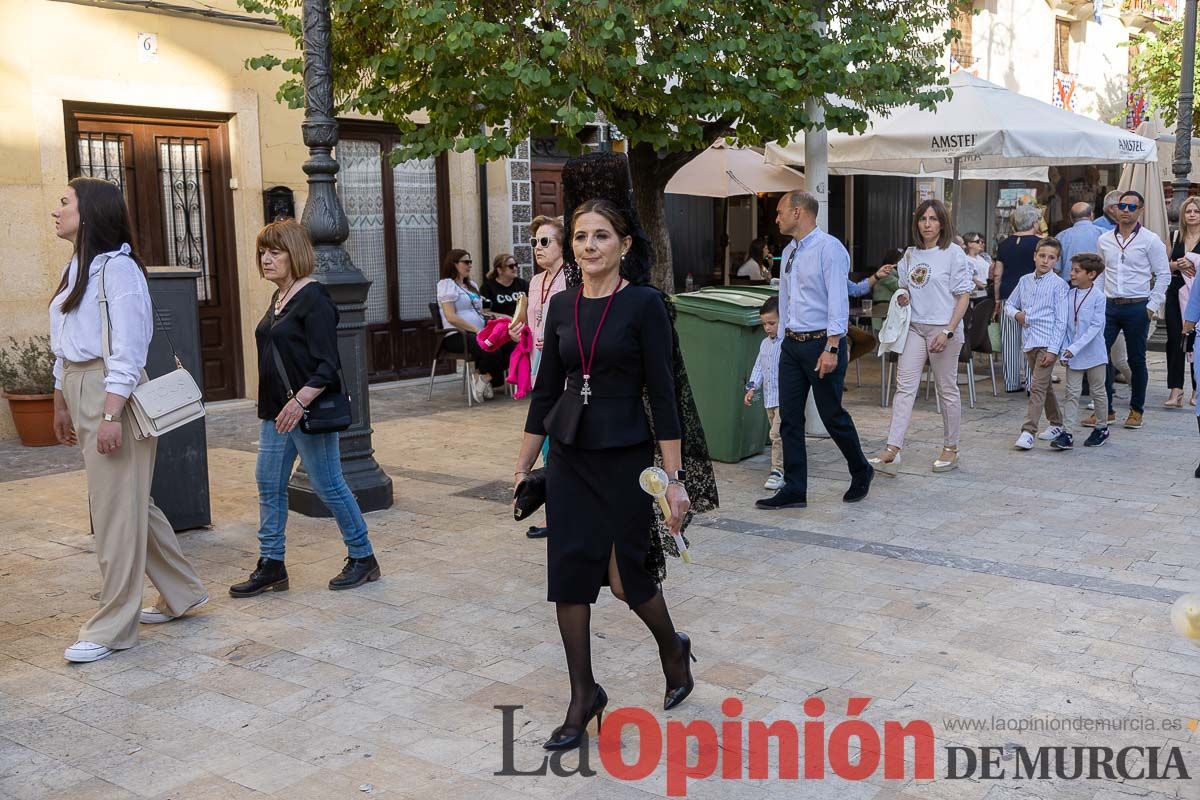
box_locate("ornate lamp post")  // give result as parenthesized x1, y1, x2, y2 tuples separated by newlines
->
(288, 0, 393, 515)
(1172, 0, 1198, 221)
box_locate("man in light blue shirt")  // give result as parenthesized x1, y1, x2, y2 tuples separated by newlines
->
(1056, 202, 1103, 279)
(756, 191, 872, 511)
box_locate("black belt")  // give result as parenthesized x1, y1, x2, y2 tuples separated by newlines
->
(786, 329, 828, 342)
(1109, 296, 1149, 305)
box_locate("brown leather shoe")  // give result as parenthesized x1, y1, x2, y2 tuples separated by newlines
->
(1081, 411, 1117, 428)
(1124, 410, 1144, 429)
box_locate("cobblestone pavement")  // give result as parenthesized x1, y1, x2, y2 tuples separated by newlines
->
(2, 357, 1200, 799)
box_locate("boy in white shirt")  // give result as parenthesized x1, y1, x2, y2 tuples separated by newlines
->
(744, 297, 784, 490)
(1054, 253, 1110, 449)
(1005, 237, 1069, 450)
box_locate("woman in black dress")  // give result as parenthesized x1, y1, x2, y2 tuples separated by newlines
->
(513, 198, 695, 751)
(1167, 196, 1200, 408)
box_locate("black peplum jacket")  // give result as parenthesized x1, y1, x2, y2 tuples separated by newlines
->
(524, 284, 681, 449)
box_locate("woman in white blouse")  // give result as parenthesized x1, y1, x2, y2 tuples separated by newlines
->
(436, 248, 516, 402)
(869, 199, 974, 475)
(49, 177, 207, 664)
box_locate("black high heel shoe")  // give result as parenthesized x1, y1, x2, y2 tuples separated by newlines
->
(663, 632, 697, 711)
(543, 685, 608, 751)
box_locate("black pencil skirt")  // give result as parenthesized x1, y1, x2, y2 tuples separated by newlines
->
(545, 437, 658, 609)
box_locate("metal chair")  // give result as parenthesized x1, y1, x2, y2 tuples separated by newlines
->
(426, 302, 476, 406)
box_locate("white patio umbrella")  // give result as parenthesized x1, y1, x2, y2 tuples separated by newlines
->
(1119, 120, 1170, 243)
(766, 71, 1157, 223)
(666, 140, 806, 197)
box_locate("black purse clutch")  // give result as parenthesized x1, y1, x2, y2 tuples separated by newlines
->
(270, 345, 353, 435)
(513, 469, 547, 521)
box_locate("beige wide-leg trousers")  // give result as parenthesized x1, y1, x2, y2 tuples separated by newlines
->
(62, 359, 206, 650)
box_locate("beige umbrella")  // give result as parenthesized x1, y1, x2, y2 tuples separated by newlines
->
(667, 141, 806, 285)
(1118, 121, 1170, 243)
(666, 141, 806, 198)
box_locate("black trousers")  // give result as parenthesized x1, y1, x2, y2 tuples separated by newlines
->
(442, 332, 512, 386)
(1165, 276, 1196, 391)
(778, 336, 870, 496)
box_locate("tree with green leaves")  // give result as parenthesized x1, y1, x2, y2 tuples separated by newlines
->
(241, 0, 967, 291)
(1129, 18, 1184, 128)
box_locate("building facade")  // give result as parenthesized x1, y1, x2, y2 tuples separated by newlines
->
(1, 0, 528, 440)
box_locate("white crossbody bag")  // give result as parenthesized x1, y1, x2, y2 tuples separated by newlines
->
(98, 258, 205, 440)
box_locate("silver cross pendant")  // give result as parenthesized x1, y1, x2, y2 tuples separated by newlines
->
(581, 375, 592, 405)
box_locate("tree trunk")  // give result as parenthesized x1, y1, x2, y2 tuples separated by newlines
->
(627, 142, 694, 294)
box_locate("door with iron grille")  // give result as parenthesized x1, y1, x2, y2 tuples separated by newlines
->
(336, 122, 450, 381)
(65, 105, 243, 401)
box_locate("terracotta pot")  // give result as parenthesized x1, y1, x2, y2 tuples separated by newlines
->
(3, 392, 58, 447)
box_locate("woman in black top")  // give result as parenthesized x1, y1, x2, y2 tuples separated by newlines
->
(993, 204, 1043, 391)
(481, 253, 529, 317)
(1167, 197, 1200, 407)
(513, 198, 695, 751)
(231, 219, 380, 597)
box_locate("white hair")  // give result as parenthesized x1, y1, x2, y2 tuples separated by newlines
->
(1011, 205, 1042, 232)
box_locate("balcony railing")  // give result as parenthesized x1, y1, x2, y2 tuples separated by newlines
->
(1121, 0, 1178, 28)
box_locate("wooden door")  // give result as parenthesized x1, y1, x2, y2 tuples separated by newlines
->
(336, 123, 451, 381)
(65, 106, 243, 401)
(532, 165, 564, 220)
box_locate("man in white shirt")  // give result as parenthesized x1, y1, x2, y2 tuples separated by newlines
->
(1094, 190, 1171, 429)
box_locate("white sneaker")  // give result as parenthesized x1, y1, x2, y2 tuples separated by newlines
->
(140, 594, 209, 625)
(1014, 432, 1035, 450)
(1086, 401, 1095, 411)
(469, 375, 487, 403)
(1037, 426, 1063, 441)
(764, 471, 784, 491)
(64, 640, 113, 663)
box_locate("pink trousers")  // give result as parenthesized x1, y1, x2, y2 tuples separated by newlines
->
(887, 322, 964, 449)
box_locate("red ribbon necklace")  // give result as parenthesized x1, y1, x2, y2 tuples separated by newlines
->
(574, 275, 624, 405)
(536, 267, 562, 326)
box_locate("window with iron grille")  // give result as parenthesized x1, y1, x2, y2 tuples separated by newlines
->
(951, 11, 974, 67)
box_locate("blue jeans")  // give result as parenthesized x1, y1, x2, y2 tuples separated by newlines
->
(256, 421, 373, 561)
(1104, 300, 1151, 414)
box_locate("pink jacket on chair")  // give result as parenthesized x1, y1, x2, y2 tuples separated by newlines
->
(507, 328, 534, 398)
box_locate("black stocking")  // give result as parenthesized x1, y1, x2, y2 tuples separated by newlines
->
(632, 589, 687, 688)
(555, 602, 597, 730)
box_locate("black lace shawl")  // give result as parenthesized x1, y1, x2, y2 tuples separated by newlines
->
(560, 152, 719, 581)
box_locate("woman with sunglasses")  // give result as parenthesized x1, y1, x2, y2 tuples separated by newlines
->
(962, 233, 992, 301)
(528, 216, 568, 380)
(436, 249, 514, 402)
(482, 253, 529, 318)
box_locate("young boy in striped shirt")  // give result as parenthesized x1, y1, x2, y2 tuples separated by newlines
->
(1005, 237, 1070, 450)
(1054, 253, 1110, 449)
(744, 296, 784, 489)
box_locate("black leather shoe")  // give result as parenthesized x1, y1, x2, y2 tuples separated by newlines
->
(663, 632, 697, 711)
(329, 555, 381, 590)
(526, 526, 550, 539)
(754, 490, 807, 510)
(843, 465, 874, 503)
(229, 557, 288, 597)
(543, 685, 607, 751)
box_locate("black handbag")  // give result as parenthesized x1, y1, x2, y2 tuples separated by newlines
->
(269, 343, 352, 435)
(513, 469, 547, 521)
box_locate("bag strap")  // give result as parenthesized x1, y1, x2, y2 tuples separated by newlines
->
(267, 290, 349, 401)
(97, 255, 183, 379)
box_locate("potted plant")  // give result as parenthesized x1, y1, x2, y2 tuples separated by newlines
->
(0, 336, 58, 447)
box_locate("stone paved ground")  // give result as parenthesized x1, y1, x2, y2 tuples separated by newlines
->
(2, 356, 1200, 799)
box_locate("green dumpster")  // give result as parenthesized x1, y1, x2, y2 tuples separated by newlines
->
(669, 290, 773, 463)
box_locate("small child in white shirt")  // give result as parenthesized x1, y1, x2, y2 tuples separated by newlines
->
(1054, 253, 1110, 450)
(744, 297, 784, 490)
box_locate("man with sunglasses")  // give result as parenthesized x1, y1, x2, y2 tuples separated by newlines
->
(756, 190, 872, 511)
(1095, 190, 1172, 429)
